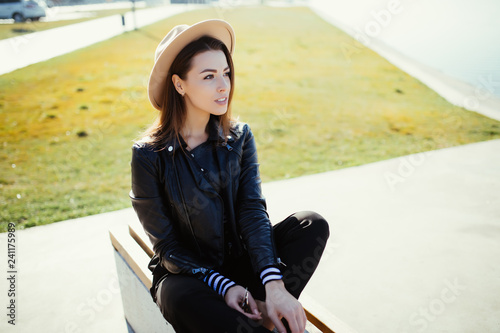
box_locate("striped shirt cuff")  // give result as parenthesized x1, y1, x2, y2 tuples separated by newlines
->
(260, 266, 283, 285)
(203, 270, 236, 297)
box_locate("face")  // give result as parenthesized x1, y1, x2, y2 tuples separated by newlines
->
(173, 50, 231, 117)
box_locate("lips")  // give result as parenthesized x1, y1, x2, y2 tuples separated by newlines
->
(215, 97, 228, 105)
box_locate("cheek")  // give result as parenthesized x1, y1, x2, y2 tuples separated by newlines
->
(193, 85, 208, 98)
(189, 84, 212, 103)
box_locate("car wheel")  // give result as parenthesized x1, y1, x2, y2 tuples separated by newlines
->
(13, 13, 24, 23)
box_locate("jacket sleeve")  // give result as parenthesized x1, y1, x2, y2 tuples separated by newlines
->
(130, 143, 210, 278)
(235, 125, 282, 283)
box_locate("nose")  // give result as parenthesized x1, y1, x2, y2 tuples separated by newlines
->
(218, 76, 230, 93)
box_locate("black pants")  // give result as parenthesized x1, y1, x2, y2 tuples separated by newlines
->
(155, 211, 330, 333)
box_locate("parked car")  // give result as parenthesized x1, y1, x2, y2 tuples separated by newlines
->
(0, 0, 46, 22)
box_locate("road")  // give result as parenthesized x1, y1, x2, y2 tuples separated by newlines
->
(0, 3, 198, 75)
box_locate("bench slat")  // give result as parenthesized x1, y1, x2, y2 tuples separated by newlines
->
(304, 308, 335, 333)
(109, 226, 153, 290)
(301, 292, 358, 333)
(129, 222, 154, 258)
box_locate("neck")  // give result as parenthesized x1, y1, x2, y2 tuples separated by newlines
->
(181, 107, 210, 141)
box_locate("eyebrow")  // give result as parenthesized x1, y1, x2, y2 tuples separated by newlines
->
(200, 67, 230, 74)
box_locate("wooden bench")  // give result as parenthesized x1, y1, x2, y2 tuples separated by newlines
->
(109, 221, 347, 333)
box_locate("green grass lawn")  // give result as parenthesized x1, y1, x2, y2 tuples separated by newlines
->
(0, 8, 131, 40)
(1, 6, 499, 231)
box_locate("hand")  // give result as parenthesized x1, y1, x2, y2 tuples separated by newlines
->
(225, 285, 262, 321)
(265, 280, 306, 333)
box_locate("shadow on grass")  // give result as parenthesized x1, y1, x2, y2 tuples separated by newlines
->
(131, 27, 163, 43)
(11, 28, 35, 33)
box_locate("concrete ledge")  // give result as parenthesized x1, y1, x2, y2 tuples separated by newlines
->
(113, 248, 173, 333)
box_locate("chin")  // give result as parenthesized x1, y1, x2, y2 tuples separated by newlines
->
(211, 108, 228, 116)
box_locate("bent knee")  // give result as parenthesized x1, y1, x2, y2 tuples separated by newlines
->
(299, 210, 330, 240)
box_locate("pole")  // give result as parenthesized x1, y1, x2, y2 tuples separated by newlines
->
(131, 0, 137, 30)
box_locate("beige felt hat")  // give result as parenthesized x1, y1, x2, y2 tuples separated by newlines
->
(148, 19, 235, 111)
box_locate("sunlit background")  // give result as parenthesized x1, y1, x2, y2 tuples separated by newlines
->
(1, 1, 499, 332)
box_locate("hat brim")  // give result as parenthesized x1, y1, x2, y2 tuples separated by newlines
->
(148, 19, 235, 111)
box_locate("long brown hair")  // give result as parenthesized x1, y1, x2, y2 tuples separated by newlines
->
(140, 36, 235, 149)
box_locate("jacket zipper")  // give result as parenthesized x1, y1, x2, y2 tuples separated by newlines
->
(172, 160, 203, 256)
(221, 142, 233, 151)
(270, 226, 283, 268)
(169, 254, 209, 275)
(277, 257, 287, 267)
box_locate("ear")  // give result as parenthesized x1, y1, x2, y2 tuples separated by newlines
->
(172, 74, 185, 96)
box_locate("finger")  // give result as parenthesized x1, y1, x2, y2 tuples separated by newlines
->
(294, 312, 306, 333)
(247, 292, 262, 318)
(300, 307, 307, 331)
(270, 313, 286, 333)
(294, 304, 306, 332)
(228, 299, 261, 321)
(288, 302, 305, 333)
(243, 312, 262, 321)
(283, 311, 301, 333)
(228, 300, 247, 315)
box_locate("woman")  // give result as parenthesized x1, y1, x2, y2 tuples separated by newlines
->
(130, 19, 330, 333)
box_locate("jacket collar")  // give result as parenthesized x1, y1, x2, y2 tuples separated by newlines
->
(164, 117, 236, 154)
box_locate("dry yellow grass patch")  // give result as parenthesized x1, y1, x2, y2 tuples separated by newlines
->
(1, 6, 499, 230)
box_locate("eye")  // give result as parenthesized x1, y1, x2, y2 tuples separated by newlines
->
(203, 74, 214, 80)
(224, 71, 231, 77)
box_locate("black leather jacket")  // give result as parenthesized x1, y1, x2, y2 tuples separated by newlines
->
(130, 121, 279, 297)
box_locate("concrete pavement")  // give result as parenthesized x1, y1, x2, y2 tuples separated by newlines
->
(309, 0, 500, 122)
(264, 139, 500, 333)
(1, 138, 499, 333)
